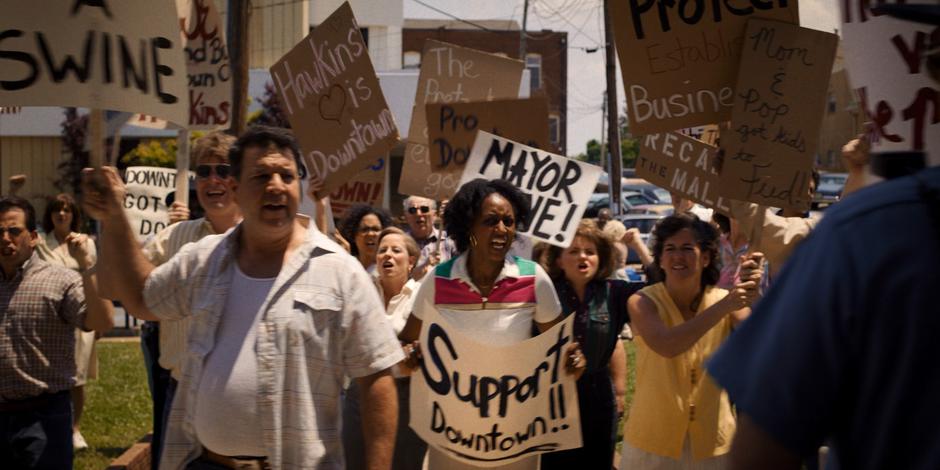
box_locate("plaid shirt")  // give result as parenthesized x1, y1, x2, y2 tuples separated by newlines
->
(0, 254, 87, 401)
(143, 225, 404, 470)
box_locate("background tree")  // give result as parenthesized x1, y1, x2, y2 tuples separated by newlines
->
(250, 82, 291, 128)
(55, 108, 89, 195)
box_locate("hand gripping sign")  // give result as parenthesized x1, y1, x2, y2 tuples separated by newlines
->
(410, 309, 581, 467)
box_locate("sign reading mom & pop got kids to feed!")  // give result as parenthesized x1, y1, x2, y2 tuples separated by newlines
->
(399, 41, 525, 200)
(270, 2, 399, 197)
(410, 309, 581, 467)
(720, 19, 837, 212)
(459, 132, 602, 247)
(0, 0, 188, 125)
(609, 0, 798, 134)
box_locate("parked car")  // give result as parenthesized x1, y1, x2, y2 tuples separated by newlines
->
(814, 172, 848, 208)
(584, 191, 657, 218)
(627, 204, 674, 216)
(621, 180, 672, 204)
(616, 213, 666, 264)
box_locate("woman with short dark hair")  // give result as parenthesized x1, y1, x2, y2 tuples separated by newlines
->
(620, 213, 763, 468)
(400, 179, 583, 470)
(337, 204, 393, 273)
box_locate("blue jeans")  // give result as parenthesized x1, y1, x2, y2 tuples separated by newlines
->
(141, 321, 171, 470)
(0, 391, 74, 469)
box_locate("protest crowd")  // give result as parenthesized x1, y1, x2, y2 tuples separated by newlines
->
(1, 1, 938, 470)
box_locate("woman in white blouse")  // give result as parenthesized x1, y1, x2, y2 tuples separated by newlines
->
(343, 227, 427, 469)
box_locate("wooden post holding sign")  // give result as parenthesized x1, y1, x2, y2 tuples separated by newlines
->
(426, 97, 552, 198)
(269, 2, 399, 198)
(637, 131, 731, 215)
(410, 309, 582, 466)
(840, 3, 940, 164)
(0, 1, 188, 126)
(720, 19, 838, 213)
(399, 41, 525, 200)
(459, 132, 603, 247)
(176, 130, 191, 207)
(328, 157, 387, 219)
(609, 0, 798, 134)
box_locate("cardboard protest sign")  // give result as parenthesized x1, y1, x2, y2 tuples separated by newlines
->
(0, 1, 188, 125)
(328, 157, 386, 219)
(123, 167, 192, 242)
(609, 0, 798, 134)
(638, 131, 731, 214)
(399, 41, 525, 200)
(841, 4, 940, 164)
(459, 132, 602, 247)
(270, 2, 399, 197)
(128, 0, 232, 130)
(428, 97, 551, 170)
(720, 19, 837, 212)
(410, 308, 581, 467)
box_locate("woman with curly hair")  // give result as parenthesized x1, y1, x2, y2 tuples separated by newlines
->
(337, 204, 393, 273)
(538, 219, 645, 470)
(620, 213, 764, 469)
(400, 179, 584, 470)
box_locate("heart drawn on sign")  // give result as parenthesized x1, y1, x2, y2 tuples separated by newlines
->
(318, 84, 346, 124)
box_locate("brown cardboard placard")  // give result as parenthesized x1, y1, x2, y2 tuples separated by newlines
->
(328, 157, 387, 219)
(428, 97, 550, 170)
(269, 2, 399, 197)
(720, 19, 838, 212)
(0, 1, 188, 125)
(398, 41, 524, 200)
(610, 0, 798, 135)
(637, 131, 731, 215)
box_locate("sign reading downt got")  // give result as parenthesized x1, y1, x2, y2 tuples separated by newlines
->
(0, 0, 188, 125)
(411, 309, 581, 467)
(124, 167, 192, 242)
(459, 132, 602, 247)
(270, 2, 398, 197)
(609, 0, 798, 134)
(841, 1, 940, 164)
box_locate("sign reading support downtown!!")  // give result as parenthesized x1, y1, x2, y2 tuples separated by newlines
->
(270, 2, 399, 197)
(609, 0, 798, 134)
(638, 131, 731, 214)
(410, 309, 582, 467)
(459, 132, 603, 247)
(841, 1, 940, 164)
(720, 19, 837, 212)
(399, 41, 525, 200)
(0, 0, 188, 125)
(124, 166, 191, 242)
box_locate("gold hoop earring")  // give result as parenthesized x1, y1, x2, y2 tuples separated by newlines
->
(470, 234, 478, 247)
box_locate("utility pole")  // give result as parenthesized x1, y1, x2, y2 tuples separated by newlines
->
(227, 0, 252, 136)
(603, 0, 623, 216)
(600, 91, 607, 168)
(519, 0, 529, 60)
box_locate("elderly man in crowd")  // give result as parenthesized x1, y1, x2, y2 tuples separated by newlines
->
(0, 196, 114, 469)
(404, 196, 455, 279)
(83, 126, 403, 470)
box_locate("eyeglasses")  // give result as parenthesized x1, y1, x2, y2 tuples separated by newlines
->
(0, 226, 26, 237)
(196, 164, 232, 179)
(481, 215, 515, 228)
(407, 206, 431, 215)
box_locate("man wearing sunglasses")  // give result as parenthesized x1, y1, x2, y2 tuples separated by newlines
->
(83, 126, 402, 470)
(0, 196, 114, 469)
(133, 131, 242, 470)
(404, 196, 456, 280)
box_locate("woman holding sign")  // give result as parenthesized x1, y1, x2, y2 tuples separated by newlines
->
(620, 213, 763, 469)
(400, 179, 582, 470)
(538, 220, 645, 470)
(338, 204, 393, 274)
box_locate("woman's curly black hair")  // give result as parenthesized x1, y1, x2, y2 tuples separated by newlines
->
(650, 212, 722, 290)
(338, 204, 393, 256)
(444, 179, 531, 254)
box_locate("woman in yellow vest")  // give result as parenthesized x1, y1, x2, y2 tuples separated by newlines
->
(620, 213, 763, 469)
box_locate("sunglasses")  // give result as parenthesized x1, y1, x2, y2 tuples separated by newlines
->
(407, 206, 431, 215)
(0, 226, 26, 237)
(195, 164, 232, 179)
(481, 215, 515, 228)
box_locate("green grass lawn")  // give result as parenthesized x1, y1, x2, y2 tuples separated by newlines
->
(617, 340, 638, 449)
(74, 340, 152, 470)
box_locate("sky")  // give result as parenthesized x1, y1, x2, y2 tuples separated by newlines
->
(403, 0, 842, 157)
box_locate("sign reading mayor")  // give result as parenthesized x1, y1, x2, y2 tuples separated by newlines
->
(411, 309, 581, 467)
(459, 132, 602, 247)
(0, 0, 188, 125)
